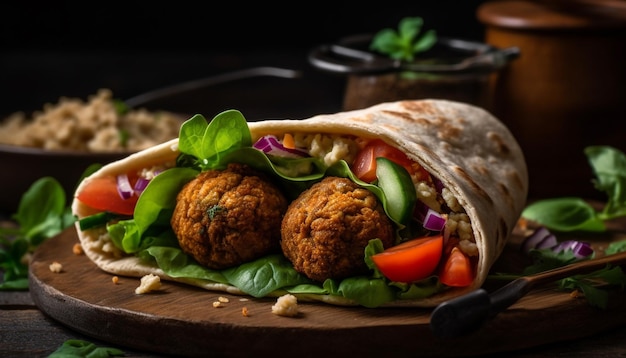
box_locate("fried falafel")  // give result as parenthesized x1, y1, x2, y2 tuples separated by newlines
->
(280, 176, 395, 282)
(171, 163, 288, 269)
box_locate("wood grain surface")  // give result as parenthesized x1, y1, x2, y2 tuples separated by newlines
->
(29, 222, 626, 358)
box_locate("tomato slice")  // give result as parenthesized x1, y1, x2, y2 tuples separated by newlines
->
(76, 175, 138, 216)
(371, 235, 444, 283)
(352, 139, 415, 182)
(439, 247, 474, 287)
(352, 144, 378, 182)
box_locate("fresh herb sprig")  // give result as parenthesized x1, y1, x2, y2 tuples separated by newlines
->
(559, 263, 626, 309)
(49, 339, 124, 357)
(522, 146, 626, 232)
(369, 16, 437, 62)
(0, 164, 101, 289)
(524, 240, 626, 309)
(489, 238, 626, 309)
(515, 146, 626, 308)
(0, 177, 75, 290)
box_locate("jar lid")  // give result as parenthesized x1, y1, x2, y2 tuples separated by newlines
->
(477, 0, 626, 31)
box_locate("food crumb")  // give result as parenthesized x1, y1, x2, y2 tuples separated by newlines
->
(212, 301, 223, 308)
(134, 274, 161, 294)
(72, 243, 83, 255)
(516, 217, 528, 231)
(49, 261, 63, 273)
(271, 294, 299, 317)
(112, 276, 119, 284)
(218, 296, 230, 303)
(21, 252, 32, 266)
(242, 307, 249, 317)
(570, 290, 581, 298)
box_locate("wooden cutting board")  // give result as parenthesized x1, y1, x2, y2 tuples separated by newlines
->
(29, 218, 626, 358)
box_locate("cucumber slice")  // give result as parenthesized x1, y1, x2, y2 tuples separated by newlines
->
(375, 157, 417, 225)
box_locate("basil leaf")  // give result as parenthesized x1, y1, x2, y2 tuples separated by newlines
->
(134, 167, 199, 234)
(522, 197, 605, 232)
(586, 145, 626, 219)
(49, 339, 124, 357)
(177, 110, 250, 170)
(177, 113, 210, 159)
(369, 16, 437, 62)
(14, 177, 69, 245)
(222, 254, 312, 297)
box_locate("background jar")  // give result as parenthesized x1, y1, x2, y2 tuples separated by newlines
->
(478, 0, 626, 200)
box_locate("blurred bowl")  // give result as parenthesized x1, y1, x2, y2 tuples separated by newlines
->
(0, 144, 132, 216)
(0, 66, 345, 217)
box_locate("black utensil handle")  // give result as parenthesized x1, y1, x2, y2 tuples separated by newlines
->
(488, 278, 533, 314)
(429, 288, 491, 339)
(429, 279, 532, 339)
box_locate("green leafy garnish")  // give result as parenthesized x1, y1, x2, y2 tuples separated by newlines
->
(558, 265, 626, 309)
(492, 245, 626, 309)
(499, 145, 626, 308)
(112, 98, 130, 115)
(0, 177, 76, 290)
(49, 339, 124, 357)
(521, 248, 582, 276)
(369, 16, 437, 62)
(522, 146, 626, 232)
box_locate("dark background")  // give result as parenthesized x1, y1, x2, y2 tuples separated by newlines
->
(0, 1, 488, 119)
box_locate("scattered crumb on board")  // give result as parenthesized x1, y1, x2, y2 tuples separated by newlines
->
(49, 261, 63, 273)
(135, 274, 161, 294)
(271, 294, 299, 317)
(72, 243, 83, 255)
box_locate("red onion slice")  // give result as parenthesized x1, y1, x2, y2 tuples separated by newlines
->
(414, 201, 446, 231)
(522, 227, 594, 260)
(521, 227, 557, 253)
(553, 240, 593, 259)
(253, 135, 309, 158)
(423, 208, 446, 231)
(116, 174, 134, 200)
(133, 177, 150, 195)
(571, 241, 594, 259)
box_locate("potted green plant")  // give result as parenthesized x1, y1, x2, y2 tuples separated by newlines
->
(309, 16, 519, 111)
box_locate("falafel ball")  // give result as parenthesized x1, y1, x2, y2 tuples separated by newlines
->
(281, 176, 395, 282)
(171, 163, 288, 270)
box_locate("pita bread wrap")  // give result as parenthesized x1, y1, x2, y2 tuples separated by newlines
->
(72, 99, 528, 308)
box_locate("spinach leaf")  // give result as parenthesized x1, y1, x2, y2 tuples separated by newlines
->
(522, 146, 626, 232)
(521, 197, 605, 232)
(0, 177, 75, 290)
(134, 167, 199, 234)
(49, 339, 124, 357)
(178, 110, 250, 170)
(586, 145, 626, 220)
(222, 254, 312, 298)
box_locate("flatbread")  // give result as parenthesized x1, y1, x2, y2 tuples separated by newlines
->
(72, 99, 528, 307)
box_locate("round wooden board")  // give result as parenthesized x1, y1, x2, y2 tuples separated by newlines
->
(29, 225, 626, 358)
